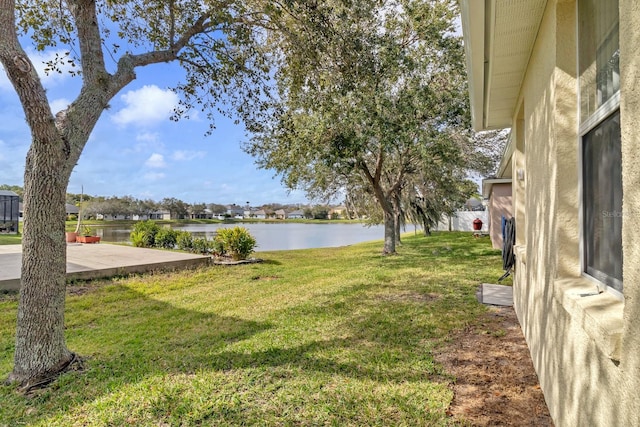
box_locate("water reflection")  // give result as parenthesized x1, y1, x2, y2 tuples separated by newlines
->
(95, 223, 384, 251)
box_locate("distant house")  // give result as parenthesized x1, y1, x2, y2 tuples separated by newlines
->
(190, 208, 213, 220)
(226, 205, 244, 218)
(97, 214, 129, 220)
(274, 209, 287, 219)
(254, 209, 267, 220)
(65, 203, 80, 218)
(329, 206, 347, 219)
(148, 210, 171, 220)
(287, 209, 305, 219)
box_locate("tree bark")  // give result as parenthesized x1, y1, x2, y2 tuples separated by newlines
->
(7, 142, 74, 386)
(358, 159, 396, 255)
(382, 209, 396, 255)
(0, 0, 74, 386)
(391, 193, 403, 246)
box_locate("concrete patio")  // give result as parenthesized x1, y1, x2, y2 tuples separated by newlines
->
(0, 243, 211, 292)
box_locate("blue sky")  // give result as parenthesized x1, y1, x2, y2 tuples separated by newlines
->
(0, 48, 308, 206)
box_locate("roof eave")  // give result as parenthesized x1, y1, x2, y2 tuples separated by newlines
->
(459, 0, 487, 131)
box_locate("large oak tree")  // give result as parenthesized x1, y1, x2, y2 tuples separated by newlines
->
(0, 0, 272, 388)
(244, 0, 486, 254)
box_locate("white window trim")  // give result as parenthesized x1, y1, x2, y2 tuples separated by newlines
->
(578, 91, 620, 136)
(576, 0, 622, 299)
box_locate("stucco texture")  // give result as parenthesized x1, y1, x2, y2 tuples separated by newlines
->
(505, 1, 637, 426)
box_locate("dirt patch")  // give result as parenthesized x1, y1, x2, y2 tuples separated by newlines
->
(435, 306, 554, 426)
(376, 291, 440, 303)
(66, 282, 104, 296)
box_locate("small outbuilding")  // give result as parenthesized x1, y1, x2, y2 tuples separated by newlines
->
(0, 190, 20, 234)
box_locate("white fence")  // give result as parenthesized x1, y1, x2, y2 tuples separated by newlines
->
(435, 211, 488, 232)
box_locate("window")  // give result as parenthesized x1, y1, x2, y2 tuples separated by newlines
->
(579, 0, 622, 292)
(582, 111, 622, 291)
(579, 0, 619, 123)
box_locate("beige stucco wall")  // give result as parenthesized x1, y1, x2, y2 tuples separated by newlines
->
(618, 0, 640, 423)
(487, 183, 512, 249)
(507, 0, 639, 425)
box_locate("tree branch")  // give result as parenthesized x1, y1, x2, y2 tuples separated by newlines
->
(0, 0, 56, 144)
(109, 12, 212, 96)
(67, 0, 107, 85)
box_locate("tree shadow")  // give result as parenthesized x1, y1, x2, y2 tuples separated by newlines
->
(1, 263, 475, 424)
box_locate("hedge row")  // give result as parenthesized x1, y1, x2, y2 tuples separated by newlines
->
(129, 220, 256, 260)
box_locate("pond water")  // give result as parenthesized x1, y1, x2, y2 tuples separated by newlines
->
(94, 222, 385, 251)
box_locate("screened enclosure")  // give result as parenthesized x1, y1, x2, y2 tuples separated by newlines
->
(0, 190, 19, 234)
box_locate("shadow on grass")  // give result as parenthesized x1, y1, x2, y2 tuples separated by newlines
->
(0, 285, 272, 419)
(256, 259, 282, 265)
(77, 281, 448, 384)
(3, 278, 459, 411)
(0, 232, 500, 425)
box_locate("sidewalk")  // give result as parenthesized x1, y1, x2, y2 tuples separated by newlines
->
(0, 243, 211, 291)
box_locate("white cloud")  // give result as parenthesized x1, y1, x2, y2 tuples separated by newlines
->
(111, 85, 179, 127)
(50, 98, 71, 114)
(0, 49, 78, 93)
(145, 153, 166, 168)
(172, 150, 206, 161)
(136, 132, 160, 143)
(30, 49, 78, 87)
(122, 132, 164, 155)
(143, 172, 166, 181)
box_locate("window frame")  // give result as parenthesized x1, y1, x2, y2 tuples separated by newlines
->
(577, 0, 623, 297)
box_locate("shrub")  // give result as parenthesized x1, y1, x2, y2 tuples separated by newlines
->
(81, 225, 95, 236)
(192, 237, 212, 254)
(176, 231, 193, 251)
(130, 220, 160, 247)
(154, 228, 178, 249)
(211, 238, 225, 256)
(215, 226, 257, 260)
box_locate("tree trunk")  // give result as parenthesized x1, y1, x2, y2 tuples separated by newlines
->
(0, 0, 205, 388)
(383, 209, 396, 255)
(6, 139, 74, 387)
(392, 197, 402, 246)
(423, 218, 431, 236)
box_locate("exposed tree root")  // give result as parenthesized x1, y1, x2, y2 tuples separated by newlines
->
(4, 352, 85, 394)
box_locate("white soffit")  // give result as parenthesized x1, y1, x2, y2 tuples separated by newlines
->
(460, 0, 547, 130)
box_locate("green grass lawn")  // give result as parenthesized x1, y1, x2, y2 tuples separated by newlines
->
(0, 232, 507, 426)
(0, 233, 21, 245)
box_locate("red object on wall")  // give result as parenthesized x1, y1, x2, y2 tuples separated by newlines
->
(473, 218, 483, 231)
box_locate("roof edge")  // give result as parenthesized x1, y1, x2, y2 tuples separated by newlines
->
(459, 0, 487, 131)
